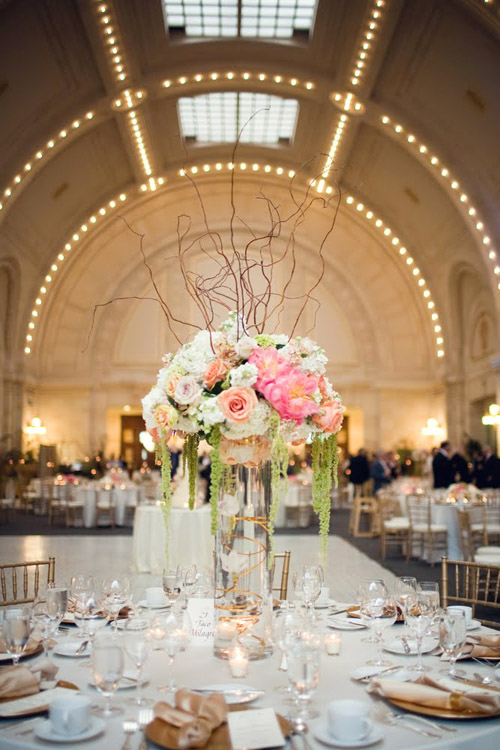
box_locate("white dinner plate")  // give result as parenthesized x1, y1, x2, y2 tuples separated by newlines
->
(193, 683, 262, 704)
(313, 720, 384, 748)
(53, 640, 91, 658)
(383, 636, 436, 655)
(327, 617, 367, 631)
(137, 599, 171, 610)
(34, 716, 105, 743)
(89, 669, 148, 690)
(467, 619, 481, 631)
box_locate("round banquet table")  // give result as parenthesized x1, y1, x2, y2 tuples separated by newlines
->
(1, 613, 499, 749)
(132, 504, 213, 574)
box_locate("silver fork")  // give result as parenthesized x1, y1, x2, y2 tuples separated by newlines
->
(138, 707, 154, 750)
(122, 720, 138, 750)
(372, 703, 442, 737)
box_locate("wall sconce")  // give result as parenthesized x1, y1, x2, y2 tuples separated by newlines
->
(24, 417, 47, 435)
(482, 404, 500, 426)
(422, 418, 444, 437)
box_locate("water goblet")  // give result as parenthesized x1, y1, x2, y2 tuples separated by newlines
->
(287, 632, 322, 725)
(91, 640, 124, 717)
(3, 611, 32, 666)
(101, 577, 131, 635)
(159, 609, 191, 695)
(439, 611, 467, 678)
(31, 601, 57, 660)
(365, 593, 398, 667)
(394, 577, 417, 621)
(405, 590, 436, 672)
(358, 578, 386, 643)
(124, 619, 153, 706)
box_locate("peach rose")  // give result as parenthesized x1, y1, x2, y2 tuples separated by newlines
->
(312, 398, 344, 434)
(204, 359, 230, 390)
(166, 372, 181, 398)
(218, 387, 257, 422)
(154, 403, 179, 430)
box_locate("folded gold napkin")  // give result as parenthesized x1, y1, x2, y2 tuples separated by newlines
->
(154, 689, 227, 748)
(0, 660, 58, 700)
(368, 675, 500, 715)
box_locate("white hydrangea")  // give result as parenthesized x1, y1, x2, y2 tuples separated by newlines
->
(141, 385, 166, 429)
(229, 363, 258, 388)
(272, 334, 289, 346)
(220, 400, 270, 439)
(175, 414, 199, 434)
(298, 349, 328, 375)
(198, 398, 225, 428)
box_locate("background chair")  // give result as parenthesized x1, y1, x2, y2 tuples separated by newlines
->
(441, 555, 500, 629)
(270, 550, 291, 601)
(0, 557, 56, 606)
(348, 495, 379, 538)
(406, 496, 447, 566)
(379, 496, 410, 559)
(95, 488, 115, 527)
(456, 509, 500, 564)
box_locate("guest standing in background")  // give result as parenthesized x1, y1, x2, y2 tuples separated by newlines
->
(451, 446, 471, 483)
(348, 448, 370, 491)
(474, 445, 500, 489)
(432, 440, 454, 488)
(371, 451, 391, 494)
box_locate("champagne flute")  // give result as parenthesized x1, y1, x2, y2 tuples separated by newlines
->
(405, 590, 435, 672)
(101, 577, 131, 635)
(91, 641, 124, 717)
(418, 581, 440, 633)
(302, 565, 323, 623)
(358, 578, 385, 643)
(394, 576, 417, 621)
(287, 632, 322, 726)
(273, 607, 306, 698)
(3, 611, 32, 666)
(365, 589, 398, 667)
(31, 601, 57, 660)
(439, 611, 467, 677)
(124, 619, 153, 706)
(159, 609, 191, 695)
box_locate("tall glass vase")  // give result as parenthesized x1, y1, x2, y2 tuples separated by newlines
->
(213, 460, 273, 660)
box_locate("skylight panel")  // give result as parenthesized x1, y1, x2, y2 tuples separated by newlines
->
(163, 1, 317, 39)
(178, 92, 298, 145)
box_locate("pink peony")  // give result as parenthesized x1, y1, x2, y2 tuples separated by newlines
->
(218, 387, 257, 422)
(312, 398, 344, 434)
(261, 368, 319, 423)
(204, 358, 231, 390)
(248, 347, 290, 391)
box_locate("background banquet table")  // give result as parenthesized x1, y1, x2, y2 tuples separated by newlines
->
(1, 612, 499, 749)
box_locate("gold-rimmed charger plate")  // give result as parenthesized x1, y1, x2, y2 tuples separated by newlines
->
(388, 697, 500, 721)
(0, 681, 79, 717)
(146, 706, 290, 749)
(347, 606, 404, 623)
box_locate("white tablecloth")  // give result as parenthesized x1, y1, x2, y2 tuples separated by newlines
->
(168, 504, 213, 571)
(399, 497, 463, 561)
(132, 505, 167, 574)
(1, 614, 499, 749)
(73, 486, 138, 527)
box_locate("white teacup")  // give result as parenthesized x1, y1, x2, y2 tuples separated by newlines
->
(327, 699, 372, 742)
(49, 694, 91, 737)
(145, 587, 167, 606)
(447, 605, 472, 626)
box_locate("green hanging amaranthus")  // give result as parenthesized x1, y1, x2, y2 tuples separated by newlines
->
(268, 411, 289, 567)
(207, 425, 223, 535)
(185, 433, 200, 509)
(311, 433, 339, 560)
(157, 430, 173, 562)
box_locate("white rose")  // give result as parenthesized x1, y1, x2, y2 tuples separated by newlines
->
(235, 335, 257, 359)
(174, 375, 202, 406)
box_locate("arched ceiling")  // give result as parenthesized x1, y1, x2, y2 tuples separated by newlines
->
(0, 0, 499, 386)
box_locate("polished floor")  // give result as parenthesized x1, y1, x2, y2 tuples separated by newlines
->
(0, 533, 395, 604)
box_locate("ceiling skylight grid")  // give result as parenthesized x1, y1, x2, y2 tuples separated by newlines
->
(163, 0, 317, 39)
(178, 92, 298, 144)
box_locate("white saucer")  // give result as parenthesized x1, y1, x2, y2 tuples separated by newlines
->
(137, 599, 171, 609)
(34, 716, 105, 743)
(194, 683, 262, 705)
(314, 720, 383, 748)
(383, 636, 436, 655)
(467, 619, 481, 631)
(314, 599, 337, 609)
(89, 669, 148, 690)
(53, 640, 91, 657)
(327, 617, 366, 631)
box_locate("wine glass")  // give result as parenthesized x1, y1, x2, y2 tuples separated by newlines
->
(70, 576, 94, 606)
(287, 632, 322, 726)
(91, 641, 124, 717)
(439, 611, 467, 678)
(358, 578, 386, 643)
(159, 609, 191, 695)
(394, 577, 417, 622)
(45, 587, 68, 625)
(405, 590, 436, 672)
(273, 606, 306, 698)
(3, 611, 32, 666)
(364, 588, 398, 667)
(300, 565, 323, 623)
(418, 581, 440, 633)
(101, 577, 131, 635)
(162, 569, 181, 603)
(177, 564, 198, 597)
(31, 600, 58, 660)
(124, 619, 153, 706)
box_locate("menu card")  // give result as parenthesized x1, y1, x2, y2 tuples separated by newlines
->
(187, 598, 214, 646)
(228, 708, 285, 750)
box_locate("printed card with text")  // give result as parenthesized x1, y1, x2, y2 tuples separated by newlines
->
(187, 598, 215, 645)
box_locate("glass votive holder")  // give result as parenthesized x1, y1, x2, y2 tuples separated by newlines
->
(228, 644, 249, 678)
(325, 633, 341, 655)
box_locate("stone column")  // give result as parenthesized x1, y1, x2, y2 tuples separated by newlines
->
(444, 375, 465, 447)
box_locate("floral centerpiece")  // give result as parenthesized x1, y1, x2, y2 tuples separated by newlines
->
(447, 483, 483, 503)
(142, 311, 344, 555)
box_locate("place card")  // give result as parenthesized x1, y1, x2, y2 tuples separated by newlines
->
(0, 687, 79, 717)
(187, 598, 214, 646)
(228, 708, 285, 750)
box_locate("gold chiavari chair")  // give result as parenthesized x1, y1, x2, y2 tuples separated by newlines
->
(0, 557, 56, 606)
(271, 551, 291, 601)
(456, 509, 500, 563)
(379, 496, 410, 559)
(441, 555, 500, 629)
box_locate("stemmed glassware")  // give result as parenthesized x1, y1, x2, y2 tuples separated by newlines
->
(70, 576, 94, 638)
(159, 609, 191, 695)
(358, 578, 385, 643)
(394, 576, 417, 622)
(124, 618, 153, 706)
(292, 565, 323, 623)
(439, 610, 467, 678)
(287, 632, 322, 727)
(3, 610, 33, 666)
(162, 569, 181, 603)
(363, 583, 398, 666)
(31, 601, 58, 660)
(418, 581, 440, 633)
(177, 564, 198, 599)
(101, 577, 131, 636)
(91, 640, 124, 717)
(405, 589, 437, 672)
(273, 606, 306, 698)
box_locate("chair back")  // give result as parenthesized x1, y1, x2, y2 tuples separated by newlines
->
(441, 555, 500, 629)
(0, 558, 56, 606)
(406, 496, 430, 527)
(270, 551, 291, 600)
(456, 509, 474, 561)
